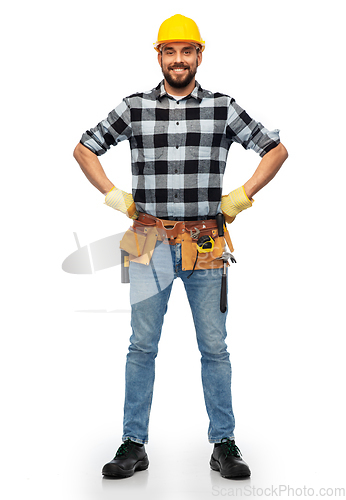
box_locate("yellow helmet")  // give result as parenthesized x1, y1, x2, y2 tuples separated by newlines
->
(154, 14, 205, 52)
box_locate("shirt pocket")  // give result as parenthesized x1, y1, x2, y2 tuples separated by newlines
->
(142, 147, 164, 160)
(140, 122, 166, 160)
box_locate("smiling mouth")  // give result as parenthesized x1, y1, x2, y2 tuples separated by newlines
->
(170, 67, 189, 73)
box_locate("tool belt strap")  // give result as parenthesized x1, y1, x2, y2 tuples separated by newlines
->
(223, 225, 234, 253)
(136, 212, 219, 243)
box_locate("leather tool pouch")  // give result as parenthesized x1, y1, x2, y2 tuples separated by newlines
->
(120, 225, 158, 266)
(180, 229, 224, 271)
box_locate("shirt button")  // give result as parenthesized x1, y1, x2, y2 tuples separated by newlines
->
(175, 169, 178, 173)
(176, 145, 179, 149)
(174, 194, 178, 198)
(176, 122, 179, 125)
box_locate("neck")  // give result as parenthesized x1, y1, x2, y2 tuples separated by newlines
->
(163, 77, 196, 97)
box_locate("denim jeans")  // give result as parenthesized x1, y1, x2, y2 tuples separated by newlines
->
(122, 240, 235, 444)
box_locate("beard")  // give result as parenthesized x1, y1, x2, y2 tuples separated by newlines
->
(161, 63, 198, 89)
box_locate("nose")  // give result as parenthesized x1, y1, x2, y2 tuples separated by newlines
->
(174, 51, 183, 64)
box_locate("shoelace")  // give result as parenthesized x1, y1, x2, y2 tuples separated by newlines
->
(115, 438, 133, 457)
(221, 438, 242, 458)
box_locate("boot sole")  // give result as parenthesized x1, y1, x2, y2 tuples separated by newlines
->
(102, 457, 149, 478)
(210, 456, 251, 479)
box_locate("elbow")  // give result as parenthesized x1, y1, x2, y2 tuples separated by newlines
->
(265, 142, 288, 162)
(73, 142, 83, 161)
(73, 142, 95, 163)
(279, 142, 289, 161)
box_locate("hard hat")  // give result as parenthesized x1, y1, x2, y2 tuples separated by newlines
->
(154, 14, 205, 52)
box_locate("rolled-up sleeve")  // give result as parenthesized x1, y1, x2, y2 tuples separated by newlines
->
(80, 98, 132, 156)
(226, 100, 280, 157)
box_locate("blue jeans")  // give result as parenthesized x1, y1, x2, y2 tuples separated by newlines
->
(122, 241, 235, 444)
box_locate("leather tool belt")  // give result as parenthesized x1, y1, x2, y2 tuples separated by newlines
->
(120, 212, 234, 271)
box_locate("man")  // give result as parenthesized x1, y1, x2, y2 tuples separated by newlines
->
(73, 14, 288, 480)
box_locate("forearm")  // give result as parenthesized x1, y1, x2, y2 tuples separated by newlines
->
(243, 143, 288, 199)
(73, 142, 114, 195)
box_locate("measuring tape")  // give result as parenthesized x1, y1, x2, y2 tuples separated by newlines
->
(196, 235, 215, 253)
(187, 235, 215, 278)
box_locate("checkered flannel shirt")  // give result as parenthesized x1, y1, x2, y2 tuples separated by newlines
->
(80, 80, 280, 220)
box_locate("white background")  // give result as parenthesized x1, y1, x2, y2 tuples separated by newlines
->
(1, 0, 345, 499)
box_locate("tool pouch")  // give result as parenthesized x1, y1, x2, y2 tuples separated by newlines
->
(181, 229, 225, 271)
(120, 225, 158, 266)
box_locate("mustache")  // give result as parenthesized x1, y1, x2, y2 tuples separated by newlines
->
(169, 64, 190, 69)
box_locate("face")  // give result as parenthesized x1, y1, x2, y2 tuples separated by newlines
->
(158, 42, 202, 90)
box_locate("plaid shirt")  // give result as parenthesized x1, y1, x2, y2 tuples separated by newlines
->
(80, 81, 280, 220)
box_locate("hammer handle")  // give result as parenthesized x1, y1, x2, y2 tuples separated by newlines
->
(220, 273, 227, 313)
(216, 213, 224, 237)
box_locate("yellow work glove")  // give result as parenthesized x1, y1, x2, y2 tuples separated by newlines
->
(221, 186, 253, 224)
(104, 187, 139, 220)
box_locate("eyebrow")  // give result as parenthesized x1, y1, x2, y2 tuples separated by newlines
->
(163, 45, 194, 52)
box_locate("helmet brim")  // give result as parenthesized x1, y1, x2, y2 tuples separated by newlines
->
(154, 39, 205, 52)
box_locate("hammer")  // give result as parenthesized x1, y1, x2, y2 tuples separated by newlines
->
(217, 251, 236, 313)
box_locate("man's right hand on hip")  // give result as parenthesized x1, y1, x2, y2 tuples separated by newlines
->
(105, 187, 139, 220)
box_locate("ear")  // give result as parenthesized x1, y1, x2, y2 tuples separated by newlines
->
(197, 50, 202, 67)
(158, 52, 162, 67)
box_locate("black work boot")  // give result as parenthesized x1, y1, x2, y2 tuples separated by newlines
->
(102, 438, 149, 478)
(210, 438, 251, 479)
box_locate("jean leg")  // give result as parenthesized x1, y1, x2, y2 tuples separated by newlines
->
(123, 245, 174, 444)
(181, 267, 235, 443)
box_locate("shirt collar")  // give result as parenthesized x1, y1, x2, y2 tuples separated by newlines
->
(155, 80, 204, 103)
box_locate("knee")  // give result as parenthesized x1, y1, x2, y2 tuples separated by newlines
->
(128, 322, 161, 357)
(198, 336, 230, 361)
(128, 338, 158, 357)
